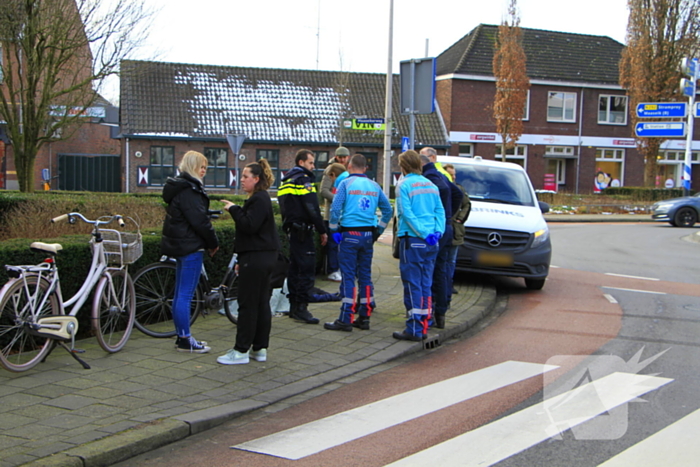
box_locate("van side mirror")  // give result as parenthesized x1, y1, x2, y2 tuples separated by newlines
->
(539, 201, 550, 214)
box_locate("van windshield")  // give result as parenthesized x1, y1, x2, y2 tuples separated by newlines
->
(453, 164, 535, 206)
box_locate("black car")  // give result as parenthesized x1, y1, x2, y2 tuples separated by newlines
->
(651, 193, 700, 227)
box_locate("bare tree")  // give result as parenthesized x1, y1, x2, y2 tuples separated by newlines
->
(620, 0, 700, 187)
(492, 0, 529, 162)
(0, 0, 153, 192)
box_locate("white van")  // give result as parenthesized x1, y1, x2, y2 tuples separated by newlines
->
(438, 156, 551, 290)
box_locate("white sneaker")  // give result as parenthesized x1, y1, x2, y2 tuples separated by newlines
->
(250, 349, 267, 362)
(327, 271, 342, 282)
(217, 349, 249, 365)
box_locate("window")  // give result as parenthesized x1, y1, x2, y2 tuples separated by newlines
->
(313, 150, 330, 179)
(458, 144, 473, 157)
(257, 149, 280, 187)
(659, 150, 699, 163)
(148, 146, 175, 186)
(547, 91, 576, 122)
(203, 148, 228, 188)
(523, 90, 530, 121)
(594, 148, 624, 190)
(496, 145, 527, 168)
(598, 95, 628, 125)
(545, 159, 566, 185)
(545, 146, 575, 158)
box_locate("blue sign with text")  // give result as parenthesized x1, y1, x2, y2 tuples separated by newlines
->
(636, 102, 687, 118)
(635, 122, 686, 138)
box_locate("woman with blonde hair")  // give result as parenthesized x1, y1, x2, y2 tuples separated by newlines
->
(161, 151, 219, 353)
(218, 159, 281, 365)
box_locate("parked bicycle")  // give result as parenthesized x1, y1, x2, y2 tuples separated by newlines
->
(0, 213, 141, 372)
(132, 214, 239, 338)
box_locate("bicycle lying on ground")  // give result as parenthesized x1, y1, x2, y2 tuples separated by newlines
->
(132, 213, 239, 338)
(0, 213, 141, 372)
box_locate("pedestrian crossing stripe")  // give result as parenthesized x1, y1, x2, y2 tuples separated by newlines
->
(232, 360, 558, 460)
(597, 407, 700, 466)
(386, 372, 672, 466)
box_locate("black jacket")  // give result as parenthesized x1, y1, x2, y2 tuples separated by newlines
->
(278, 166, 326, 234)
(160, 173, 219, 257)
(227, 190, 280, 254)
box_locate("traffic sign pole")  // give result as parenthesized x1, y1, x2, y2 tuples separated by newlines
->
(682, 58, 697, 195)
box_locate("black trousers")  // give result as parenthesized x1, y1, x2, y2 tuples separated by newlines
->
(234, 250, 276, 353)
(287, 230, 316, 305)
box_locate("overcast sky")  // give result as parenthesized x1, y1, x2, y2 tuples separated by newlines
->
(103, 0, 629, 102)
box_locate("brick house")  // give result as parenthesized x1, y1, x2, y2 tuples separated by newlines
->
(435, 24, 700, 193)
(0, 1, 121, 193)
(118, 60, 449, 194)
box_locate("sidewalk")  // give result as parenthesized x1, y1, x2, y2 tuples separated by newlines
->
(1, 240, 498, 467)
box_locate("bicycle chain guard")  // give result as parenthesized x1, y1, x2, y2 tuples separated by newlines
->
(33, 316, 79, 343)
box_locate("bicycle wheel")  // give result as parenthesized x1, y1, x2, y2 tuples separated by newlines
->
(222, 271, 239, 325)
(92, 269, 135, 353)
(132, 262, 201, 338)
(0, 276, 61, 372)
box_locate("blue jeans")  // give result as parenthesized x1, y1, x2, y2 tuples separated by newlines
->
(172, 250, 204, 338)
(337, 231, 375, 323)
(399, 237, 438, 337)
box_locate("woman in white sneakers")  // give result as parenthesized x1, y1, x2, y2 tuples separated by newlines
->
(218, 159, 280, 365)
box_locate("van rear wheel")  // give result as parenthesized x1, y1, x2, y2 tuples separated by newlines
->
(525, 278, 545, 290)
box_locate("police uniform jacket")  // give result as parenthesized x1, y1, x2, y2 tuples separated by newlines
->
(278, 166, 327, 234)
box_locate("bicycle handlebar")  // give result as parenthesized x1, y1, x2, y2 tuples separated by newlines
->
(51, 213, 125, 228)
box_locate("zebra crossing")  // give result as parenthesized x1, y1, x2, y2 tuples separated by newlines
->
(233, 360, 681, 466)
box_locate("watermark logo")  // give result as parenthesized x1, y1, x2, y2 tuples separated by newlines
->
(543, 347, 668, 440)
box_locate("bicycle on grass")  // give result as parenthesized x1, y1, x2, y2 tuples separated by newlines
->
(132, 216, 239, 338)
(0, 213, 141, 372)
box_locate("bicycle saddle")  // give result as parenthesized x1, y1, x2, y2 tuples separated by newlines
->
(30, 242, 63, 255)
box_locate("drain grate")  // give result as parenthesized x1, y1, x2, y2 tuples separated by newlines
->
(423, 336, 441, 350)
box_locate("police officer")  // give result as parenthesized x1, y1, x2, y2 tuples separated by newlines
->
(278, 149, 328, 324)
(324, 154, 393, 332)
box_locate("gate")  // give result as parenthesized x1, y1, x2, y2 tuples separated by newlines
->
(58, 154, 121, 192)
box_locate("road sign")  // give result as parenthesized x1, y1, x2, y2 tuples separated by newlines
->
(636, 102, 687, 118)
(681, 57, 698, 77)
(635, 122, 686, 138)
(400, 58, 436, 115)
(401, 136, 410, 152)
(696, 102, 700, 118)
(350, 118, 385, 131)
(681, 78, 696, 98)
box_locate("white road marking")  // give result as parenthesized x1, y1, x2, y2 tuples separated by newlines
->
(603, 294, 618, 304)
(605, 273, 660, 281)
(386, 372, 672, 467)
(601, 286, 666, 295)
(597, 407, 700, 466)
(232, 361, 557, 460)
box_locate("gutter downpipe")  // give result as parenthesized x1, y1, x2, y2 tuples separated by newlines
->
(125, 138, 130, 193)
(576, 87, 584, 194)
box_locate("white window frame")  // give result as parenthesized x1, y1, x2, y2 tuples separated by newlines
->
(598, 95, 628, 125)
(523, 90, 530, 121)
(547, 91, 577, 123)
(545, 146, 575, 157)
(458, 143, 473, 157)
(595, 148, 625, 186)
(496, 144, 528, 169)
(659, 150, 699, 163)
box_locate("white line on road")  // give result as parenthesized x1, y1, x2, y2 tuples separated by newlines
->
(597, 407, 700, 466)
(603, 294, 618, 304)
(605, 273, 660, 281)
(602, 286, 666, 295)
(232, 361, 558, 460)
(386, 372, 673, 467)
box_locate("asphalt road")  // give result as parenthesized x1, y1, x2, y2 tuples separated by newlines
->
(115, 222, 700, 466)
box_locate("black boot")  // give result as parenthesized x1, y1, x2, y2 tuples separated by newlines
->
(435, 314, 446, 329)
(291, 303, 319, 324)
(352, 315, 370, 330)
(324, 319, 352, 332)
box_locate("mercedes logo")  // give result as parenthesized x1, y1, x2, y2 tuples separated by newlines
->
(487, 232, 502, 247)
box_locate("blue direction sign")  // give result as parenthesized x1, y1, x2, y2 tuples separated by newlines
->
(635, 122, 686, 138)
(696, 102, 700, 118)
(636, 102, 687, 118)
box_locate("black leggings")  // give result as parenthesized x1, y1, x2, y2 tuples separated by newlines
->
(234, 250, 277, 353)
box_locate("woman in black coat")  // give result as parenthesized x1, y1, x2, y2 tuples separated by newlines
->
(161, 151, 219, 353)
(217, 159, 280, 365)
